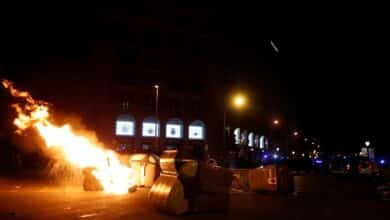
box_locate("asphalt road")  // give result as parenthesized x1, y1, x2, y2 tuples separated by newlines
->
(0, 181, 389, 220)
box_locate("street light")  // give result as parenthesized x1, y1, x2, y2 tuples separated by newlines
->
(232, 93, 247, 109)
(273, 119, 280, 125)
(223, 92, 248, 149)
(365, 141, 370, 147)
(293, 131, 299, 136)
(154, 84, 159, 152)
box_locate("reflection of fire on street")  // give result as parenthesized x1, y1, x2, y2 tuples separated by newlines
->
(2, 79, 136, 194)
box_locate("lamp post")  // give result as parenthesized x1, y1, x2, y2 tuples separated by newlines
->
(223, 93, 248, 148)
(269, 118, 280, 151)
(154, 84, 159, 153)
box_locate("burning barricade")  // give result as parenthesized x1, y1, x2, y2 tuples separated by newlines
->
(2, 79, 136, 195)
(82, 153, 159, 192)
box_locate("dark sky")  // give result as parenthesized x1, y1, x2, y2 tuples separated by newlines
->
(1, 2, 388, 154)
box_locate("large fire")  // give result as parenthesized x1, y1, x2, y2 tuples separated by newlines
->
(2, 79, 135, 194)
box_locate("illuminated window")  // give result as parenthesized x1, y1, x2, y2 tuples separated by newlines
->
(142, 116, 159, 137)
(248, 132, 254, 147)
(166, 118, 183, 139)
(188, 120, 205, 140)
(115, 114, 135, 136)
(234, 128, 240, 144)
(259, 136, 265, 149)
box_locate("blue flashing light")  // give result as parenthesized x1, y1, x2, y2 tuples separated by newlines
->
(263, 154, 269, 159)
(380, 159, 385, 165)
(315, 159, 323, 164)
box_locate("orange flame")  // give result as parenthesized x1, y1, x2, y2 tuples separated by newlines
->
(2, 79, 135, 194)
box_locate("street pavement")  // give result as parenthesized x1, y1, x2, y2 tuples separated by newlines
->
(0, 180, 390, 220)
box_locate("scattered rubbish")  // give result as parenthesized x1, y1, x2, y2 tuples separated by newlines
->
(79, 213, 99, 218)
(128, 185, 137, 193)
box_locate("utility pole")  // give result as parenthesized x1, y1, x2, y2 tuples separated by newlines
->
(154, 84, 159, 153)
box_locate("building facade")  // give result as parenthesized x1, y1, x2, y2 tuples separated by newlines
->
(106, 84, 222, 157)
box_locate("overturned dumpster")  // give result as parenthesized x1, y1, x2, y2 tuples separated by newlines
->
(231, 164, 294, 194)
(149, 150, 233, 214)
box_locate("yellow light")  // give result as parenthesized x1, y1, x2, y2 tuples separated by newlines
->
(273, 119, 279, 125)
(232, 94, 247, 109)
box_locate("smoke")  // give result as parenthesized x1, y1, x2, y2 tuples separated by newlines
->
(44, 159, 83, 186)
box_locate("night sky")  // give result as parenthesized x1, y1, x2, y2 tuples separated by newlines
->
(1, 2, 388, 154)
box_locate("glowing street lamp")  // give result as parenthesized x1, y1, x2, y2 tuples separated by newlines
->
(276, 147, 280, 152)
(154, 84, 160, 150)
(223, 92, 248, 148)
(291, 150, 296, 155)
(293, 131, 299, 136)
(232, 93, 247, 109)
(365, 141, 370, 147)
(273, 119, 280, 125)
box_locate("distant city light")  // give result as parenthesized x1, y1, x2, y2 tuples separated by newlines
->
(343, 156, 347, 159)
(273, 154, 279, 159)
(293, 131, 299, 136)
(304, 138, 308, 142)
(380, 159, 385, 165)
(291, 151, 295, 155)
(315, 159, 323, 164)
(301, 153, 305, 157)
(365, 141, 370, 147)
(276, 147, 280, 152)
(313, 150, 317, 154)
(317, 145, 320, 148)
(273, 119, 279, 125)
(263, 154, 269, 159)
(311, 142, 315, 145)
